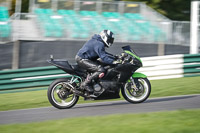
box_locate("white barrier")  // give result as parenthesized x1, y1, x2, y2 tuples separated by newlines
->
(138, 54, 185, 80)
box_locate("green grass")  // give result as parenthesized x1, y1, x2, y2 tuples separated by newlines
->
(0, 76, 200, 111)
(150, 76, 200, 97)
(0, 109, 200, 133)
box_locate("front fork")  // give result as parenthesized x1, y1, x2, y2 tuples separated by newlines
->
(130, 72, 147, 91)
(129, 77, 140, 91)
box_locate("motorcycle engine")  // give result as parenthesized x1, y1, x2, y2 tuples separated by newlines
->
(94, 84, 102, 92)
(93, 82, 120, 93)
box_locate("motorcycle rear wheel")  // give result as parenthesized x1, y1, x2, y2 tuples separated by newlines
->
(121, 78, 151, 103)
(47, 78, 79, 109)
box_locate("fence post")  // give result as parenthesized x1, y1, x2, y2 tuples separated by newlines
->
(158, 43, 165, 56)
(29, 0, 35, 13)
(12, 40, 20, 69)
(190, 0, 199, 54)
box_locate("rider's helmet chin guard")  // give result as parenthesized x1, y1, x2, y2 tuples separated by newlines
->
(99, 30, 114, 47)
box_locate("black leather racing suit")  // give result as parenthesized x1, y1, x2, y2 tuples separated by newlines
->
(75, 34, 115, 92)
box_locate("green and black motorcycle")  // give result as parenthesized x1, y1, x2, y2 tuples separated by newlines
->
(47, 45, 151, 109)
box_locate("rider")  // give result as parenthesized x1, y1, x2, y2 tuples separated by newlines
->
(75, 30, 118, 93)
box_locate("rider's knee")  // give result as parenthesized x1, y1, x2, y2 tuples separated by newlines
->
(97, 66, 106, 78)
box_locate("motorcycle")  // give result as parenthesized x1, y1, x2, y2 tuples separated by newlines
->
(47, 45, 151, 109)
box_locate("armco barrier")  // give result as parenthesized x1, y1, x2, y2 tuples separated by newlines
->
(0, 66, 67, 90)
(138, 54, 200, 80)
(0, 54, 200, 91)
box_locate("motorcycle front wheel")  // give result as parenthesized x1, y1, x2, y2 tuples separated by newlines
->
(47, 78, 79, 109)
(121, 78, 151, 103)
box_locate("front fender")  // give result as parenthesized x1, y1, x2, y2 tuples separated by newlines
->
(132, 72, 147, 78)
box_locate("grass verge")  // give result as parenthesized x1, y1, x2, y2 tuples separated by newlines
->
(0, 109, 200, 133)
(0, 76, 200, 111)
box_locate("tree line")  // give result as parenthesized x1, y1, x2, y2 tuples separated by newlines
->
(9, 0, 190, 21)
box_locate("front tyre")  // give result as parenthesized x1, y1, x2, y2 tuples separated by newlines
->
(121, 78, 151, 103)
(47, 78, 79, 109)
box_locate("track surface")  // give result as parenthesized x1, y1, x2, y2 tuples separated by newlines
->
(0, 94, 200, 124)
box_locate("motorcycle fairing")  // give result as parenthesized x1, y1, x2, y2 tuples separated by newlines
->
(47, 60, 85, 76)
(115, 63, 139, 82)
(102, 67, 119, 80)
(94, 89, 120, 100)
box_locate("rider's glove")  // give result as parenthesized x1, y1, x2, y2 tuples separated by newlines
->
(114, 55, 120, 59)
(112, 59, 122, 64)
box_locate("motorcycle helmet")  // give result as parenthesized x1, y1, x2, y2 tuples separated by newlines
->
(99, 30, 114, 47)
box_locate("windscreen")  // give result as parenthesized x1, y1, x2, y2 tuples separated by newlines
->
(122, 45, 138, 56)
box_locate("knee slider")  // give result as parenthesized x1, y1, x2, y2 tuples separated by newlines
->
(97, 66, 105, 78)
(99, 72, 105, 78)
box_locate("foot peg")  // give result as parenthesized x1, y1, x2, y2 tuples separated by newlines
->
(89, 94, 97, 98)
(84, 86, 94, 93)
(81, 82, 94, 93)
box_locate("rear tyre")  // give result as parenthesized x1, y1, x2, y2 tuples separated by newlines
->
(47, 78, 79, 109)
(121, 78, 151, 103)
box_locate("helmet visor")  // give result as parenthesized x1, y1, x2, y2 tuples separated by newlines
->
(108, 37, 114, 45)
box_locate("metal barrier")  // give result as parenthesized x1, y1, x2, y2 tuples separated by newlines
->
(0, 66, 68, 90)
(138, 53, 200, 80)
(0, 54, 200, 91)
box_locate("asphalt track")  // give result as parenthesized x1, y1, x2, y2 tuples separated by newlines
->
(0, 94, 200, 125)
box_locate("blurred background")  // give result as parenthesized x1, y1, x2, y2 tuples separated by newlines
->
(0, 0, 194, 70)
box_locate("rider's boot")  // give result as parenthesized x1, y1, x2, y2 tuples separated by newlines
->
(81, 79, 93, 93)
(81, 72, 101, 93)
